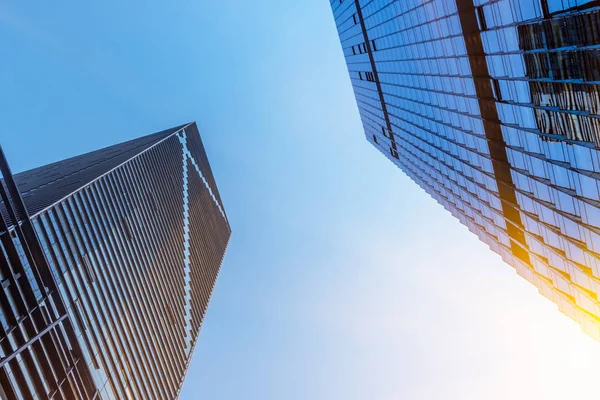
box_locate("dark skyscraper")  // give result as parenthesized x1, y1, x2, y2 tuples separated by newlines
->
(0, 123, 230, 399)
(331, 0, 600, 340)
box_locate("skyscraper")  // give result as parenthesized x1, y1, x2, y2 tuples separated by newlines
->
(331, 0, 600, 340)
(0, 123, 230, 399)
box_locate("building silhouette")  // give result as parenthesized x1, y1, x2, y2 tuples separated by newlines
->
(0, 123, 230, 399)
(331, 0, 600, 339)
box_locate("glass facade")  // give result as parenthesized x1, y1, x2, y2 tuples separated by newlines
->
(331, 0, 600, 339)
(0, 123, 231, 399)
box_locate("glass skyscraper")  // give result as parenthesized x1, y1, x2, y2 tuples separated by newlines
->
(0, 123, 230, 399)
(331, 0, 600, 340)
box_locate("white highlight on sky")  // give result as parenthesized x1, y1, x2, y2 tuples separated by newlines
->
(177, 129, 227, 356)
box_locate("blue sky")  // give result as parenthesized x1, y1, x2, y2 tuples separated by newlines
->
(2, 1, 600, 399)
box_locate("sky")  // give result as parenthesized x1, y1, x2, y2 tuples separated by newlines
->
(1, 1, 600, 399)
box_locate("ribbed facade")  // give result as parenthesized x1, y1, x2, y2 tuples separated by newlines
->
(0, 123, 230, 399)
(331, 0, 600, 340)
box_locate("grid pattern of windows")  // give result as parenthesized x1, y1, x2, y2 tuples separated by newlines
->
(0, 123, 231, 399)
(331, 0, 600, 340)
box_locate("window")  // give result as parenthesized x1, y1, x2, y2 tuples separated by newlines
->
(491, 78, 502, 101)
(91, 355, 100, 370)
(168, 303, 174, 323)
(82, 254, 96, 283)
(543, 0, 598, 17)
(475, 6, 487, 31)
(149, 192, 157, 211)
(121, 216, 132, 240)
(73, 299, 87, 331)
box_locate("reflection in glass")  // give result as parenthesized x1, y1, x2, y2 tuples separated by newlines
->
(331, 0, 600, 340)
